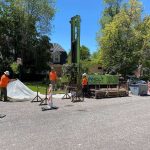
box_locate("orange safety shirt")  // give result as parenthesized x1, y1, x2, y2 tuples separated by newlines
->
(0, 74, 10, 87)
(82, 77, 88, 86)
(49, 71, 57, 81)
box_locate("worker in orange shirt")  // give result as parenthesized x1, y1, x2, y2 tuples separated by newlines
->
(49, 67, 57, 91)
(0, 71, 16, 102)
(82, 73, 88, 99)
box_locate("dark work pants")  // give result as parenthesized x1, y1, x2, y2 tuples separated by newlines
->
(0, 87, 7, 101)
(82, 85, 88, 98)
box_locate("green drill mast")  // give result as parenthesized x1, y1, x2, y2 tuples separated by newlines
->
(70, 15, 81, 86)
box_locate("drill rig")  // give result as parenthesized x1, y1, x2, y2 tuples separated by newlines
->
(62, 15, 82, 101)
(70, 15, 81, 86)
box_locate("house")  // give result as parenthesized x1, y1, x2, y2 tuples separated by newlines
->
(50, 43, 67, 65)
(50, 43, 67, 76)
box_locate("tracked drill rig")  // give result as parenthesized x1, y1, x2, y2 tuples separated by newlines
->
(61, 15, 82, 101)
(70, 15, 81, 86)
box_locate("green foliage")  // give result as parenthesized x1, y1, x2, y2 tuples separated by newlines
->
(33, 36, 52, 73)
(139, 16, 150, 78)
(0, 57, 13, 74)
(10, 0, 56, 33)
(0, 0, 55, 75)
(10, 62, 19, 74)
(90, 51, 102, 65)
(100, 0, 123, 29)
(62, 64, 78, 84)
(97, 0, 145, 76)
(80, 45, 90, 60)
(67, 45, 91, 64)
(25, 81, 65, 94)
(60, 76, 70, 84)
(100, 10, 141, 75)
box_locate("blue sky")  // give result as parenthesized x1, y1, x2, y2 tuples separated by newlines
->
(51, 0, 150, 54)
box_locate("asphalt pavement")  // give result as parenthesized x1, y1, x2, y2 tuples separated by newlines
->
(0, 94, 150, 150)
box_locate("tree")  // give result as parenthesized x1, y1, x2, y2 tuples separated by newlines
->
(34, 36, 52, 73)
(98, 0, 143, 75)
(100, 0, 123, 29)
(10, 0, 55, 33)
(67, 45, 90, 63)
(96, 0, 124, 70)
(98, 0, 142, 76)
(90, 51, 102, 65)
(139, 17, 150, 79)
(66, 45, 91, 74)
(0, 0, 55, 75)
(80, 45, 90, 60)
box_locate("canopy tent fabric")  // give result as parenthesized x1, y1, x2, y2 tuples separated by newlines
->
(7, 79, 69, 100)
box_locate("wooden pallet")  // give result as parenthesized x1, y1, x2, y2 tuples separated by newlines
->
(90, 88, 128, 99)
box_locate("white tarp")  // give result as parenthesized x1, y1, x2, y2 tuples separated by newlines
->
(7, 79, 68, 100)
(7, 79, 45, 100)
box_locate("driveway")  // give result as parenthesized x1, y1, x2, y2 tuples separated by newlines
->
(0, 95, 150, 150)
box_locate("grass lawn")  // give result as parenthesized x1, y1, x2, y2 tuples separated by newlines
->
(25, 82, 65, 94)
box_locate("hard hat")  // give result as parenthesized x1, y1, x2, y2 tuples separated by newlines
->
(4, 71, 10, 76)
(51, 67, 54, 70)
(82, 73, 87, 76)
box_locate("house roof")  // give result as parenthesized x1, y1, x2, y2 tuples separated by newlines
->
(50, 43, 65, 53)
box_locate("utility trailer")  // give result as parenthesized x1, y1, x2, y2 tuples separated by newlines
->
(88, 74, 128, 99)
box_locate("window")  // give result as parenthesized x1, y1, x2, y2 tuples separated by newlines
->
(53, 52, 60, 63)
